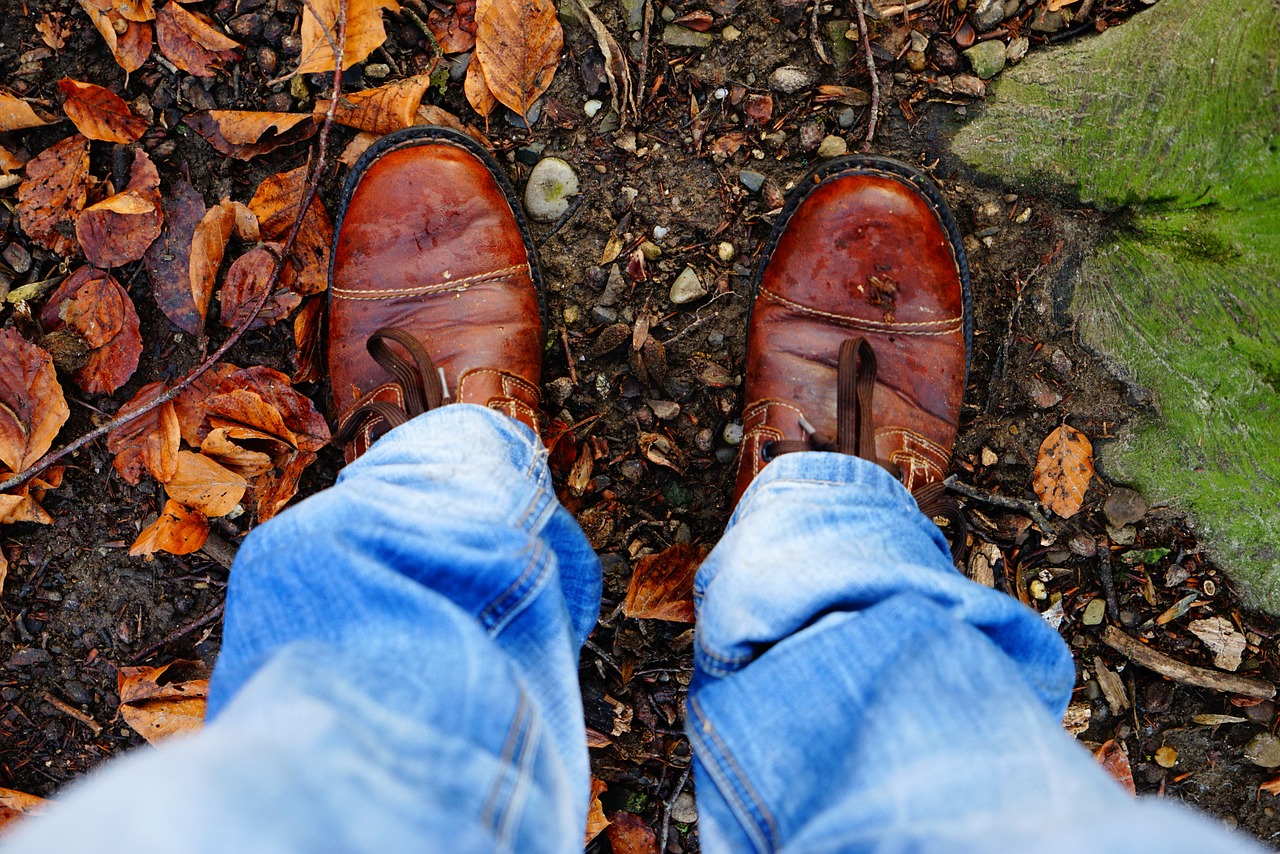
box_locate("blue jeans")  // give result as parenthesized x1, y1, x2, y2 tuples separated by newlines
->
(4, 406, 1255, 852)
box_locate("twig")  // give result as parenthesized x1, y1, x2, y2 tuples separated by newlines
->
(132, 602, 226, 664)
(637, 0, 653, 112)
(1097, 546, 1120, 622)
(659, 763, 693, 854)
(559, 327, 579, 385)
(0, 8, 350, 496)
(536, 193, 586, 247)
(943, 475, 1056, 537)
(852, 0, 879, 149)
(810, 1, 830, 64)
(198, 531, 238, 570)
(1102, 625, 1275, 699)
(42, 692, 102, 736)
(872, 0, 931, 17)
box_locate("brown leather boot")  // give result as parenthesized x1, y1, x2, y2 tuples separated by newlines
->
(328, 127, 545, 461)
(732, 156, 971, 539)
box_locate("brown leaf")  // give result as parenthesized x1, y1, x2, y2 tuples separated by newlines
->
(165, 451, 248, 517)
(254, 448, 317, 521)
(585, 778, 610, 845)
(144, 178, 207, 334)
(744, 93, 774, 124)
(107, 381, 180, 484)
(291, 294, 325, 383)
(1094, 739, 1136, 796)
(200, 426, 280, 477)
(130, 498, 209, 557)
(111, 0, 157, 21)
(0, 329, 69, 474)
(117, 660, 208, 744)
(0, 92, 51, 132)
(605, 812, 658, 854)
(416, 104, 491, 146)
(188, 199, 257, 329)
(156, 2, 242, 77)
(76, 149, 163, 267)
(814, 84, 871, 106)
(464, 55, 498, 117)
(0, 490, 54, 526)
(428, 0, 478, 52)
(78, 0, 153, 72)
(58, 79, 148, 143)
(0, 145, 26, 174)
(295, 0, 400, 76)
(40, 267, 142, 395)
(185, 110, 316, 160)
(1032, 424, 1094, 518)
(249, 166, 332, 296)
(637, 431, 682, 471)
(623, 543, 706, 622)
(173, 363, 239, 446)
(219, 244, 299, 329)
(1260, 775, 1280, 797)
(317, 73, 434, 135)
(474, 0, 563, 119)
(0, 787, 48, 836)
(204, 365, 330, 453)
(17, 134, 90, 258)
(672, 9, 713, 29)
(575, 0, 633, 125)
(36, 13, 72, 50)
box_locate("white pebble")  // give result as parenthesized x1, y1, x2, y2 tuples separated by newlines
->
(652, 224, 670, 240)
(584, 99, 603, 117)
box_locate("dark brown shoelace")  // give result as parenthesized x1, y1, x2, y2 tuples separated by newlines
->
(762, 337, 967, 560)
(333, 327, 444, 446)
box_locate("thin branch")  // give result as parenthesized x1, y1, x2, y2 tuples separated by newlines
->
(659, 763, 693, 854)
(1102, 625, 1275, 700)
(132, 602, 226, 663)
(852, 0, 879, 149)
(0, 6, 350, 496)
(943, 474, 1056, 537)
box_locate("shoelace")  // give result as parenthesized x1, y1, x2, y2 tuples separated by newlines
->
(762, 337, 967, 560)
(333, 327, 445, 446)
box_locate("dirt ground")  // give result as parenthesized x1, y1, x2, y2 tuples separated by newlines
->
(3, 0, 1280, 848)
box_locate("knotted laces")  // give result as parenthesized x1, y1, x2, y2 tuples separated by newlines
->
(333, 327, 445, 446)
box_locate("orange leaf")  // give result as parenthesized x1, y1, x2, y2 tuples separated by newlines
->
(78, 0, 153, 72)
(200, 426, 280, 477)
(144, 178, 206, 335)
(204, 365, 330, 453)
(0, 330, 69, 474)
(165, 451, 248, 517)
(117, 660, 208, 744)
(173, 363, 239, 446)
(76, 148, 163, 267)
(1260, 775, 1280, 796)
(130, 498, 209, 557)
(416, 104, 491, 146)
(464, 56, 497, 117)
(0, 787, 48, 836)
(291, 294, 325, 383)
(254, 448, 317, 521)
(189, 200, 252, 330)
(474, 0, 563, 119)
(156, 2, 242, 77)
(622, 543, 706, 622)
(58, 79, 148, 143)
(111, 0, 156, 22)
(185, 110, 315, 160)
(0, 145, 25, 174)
(585, 778, 610, 845)
(40, 267, 143, 395)
(427, 0, 477, 53)
(1033, 424, 1095, 518)
(1095, 739, 1136, 795)
(606, 812, 658, 854)
(107, 382, 181, 484)
(220, 244, 298, 329)
(295, 0, 400, 75)
(17, 134, 89, 258)
(36, 13, 72, 50)
(249, 166, 332, 296)
(317, 73, 434, 135)
(0, 490, 54, 526)
(0, 92, 51, 132)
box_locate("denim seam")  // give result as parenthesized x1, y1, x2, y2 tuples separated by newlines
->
(479, 541, 552, 634)
(480, 693, 530, 837)
(695, 632, 755, 674)
(688, 696, 780, 852)
(496, 701, 541, 851)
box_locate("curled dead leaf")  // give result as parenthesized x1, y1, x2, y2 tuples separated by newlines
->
(165, 451, 248, 517)
(130, 498, 209, 557)
(428, 0, 478, 53)
(317, 73, 434, 135)
(622, 543, 706, 623)
(76, 148, 163, 267)
(58, 78, 148, 143)
(0, 92, 52, 132)
(1032, 424, 1094, 518)
(117, 660, 208, 744)
(294, 0, 400, 76)
(144, 178, 207, 334)
(585, 778, 610, 845)
(36, 13, 73, 50)
(254, 448, 317, 521)
(112, 0, 157, 22)
(156, 2, 242, 77)
(173, 363, 239, 446)
(249, 166, 332, 296)
(107, 381, 180, 484)
(204, 365, 330, 453)
(17, 134, 90, 258)
(0, 787, 48, 836)
(200, 425, 279, 477)
(1094, 739, 1136, 796)
(40, 266, 143, 395)
(464, 44, 498, 117)
(606, 811, 658, 854)
(220, 244, 299, 329)
(574, 0, 633, 125)
(189, 199, 259, 330)
(185, 110, 316, 160)
(78, 0, 153, 72)
(0, 329, 70, 474)
(291, 294, 325, 383)
(474, 0, 563, 120)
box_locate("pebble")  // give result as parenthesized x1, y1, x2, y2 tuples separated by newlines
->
(798, 122, 824, 152)
(255, 45, 278, 75)
(6, 647, 51, 667)
(670, 791, 698, 824)
(663, 24, 714, 48)
(584, 99, 603, 117)
(739, 170, 767, 192)
(1104, 488, 1147, 528)
(816, 134, 848, 159)
(592, 305, 618, 324)
(1030, 5, 1067, 31)
(505, 100, 542, 128)
(1108, 525, 1137, 546)
(768, 65, 817, 94)
(722, 421, 744, 446)
(1081, 597, 1107, 626)
(515, 143, 545, 166)
(964, 40, 1007, 80)
(970, 0, 1006, 30)
(717, 242, 735, 262)
(620, 459, 646, 482)
(836, 107, 856, 129)
(1246, 733, 1280, 768)
(364, 62, 390, 80)
(523, 157, 579, 223)
(652, 225, 669, 241)
(3, 243, 31, 274)
(563, 304, 581, 325)
(649, 400, 681, 420)
(695, 428, 714, 452)
(1068, 532, 1098, 557)
(640, 240, 662, 260)
(721, 24, 741, 41)
(290, 74, 310, 101)
(547, 376, 575, 406)
(1006, 36, 1030, 64)
(600, 264, 627, 306)
(620, 0, 644, 29)
(1246, 700, 1276, 724)
(661, 4, 676, 21)
(669, 266, 707, 305)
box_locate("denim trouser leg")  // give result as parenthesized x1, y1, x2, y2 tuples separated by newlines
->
(689, 452, 1256, 853)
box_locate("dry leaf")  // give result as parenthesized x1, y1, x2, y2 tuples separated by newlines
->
(416, 104, 491, 146)
(107, 381, 181, 484)
(220, 244, 299, 328)
(317, 73, 434, 134)
(744, 93, 773, 124)
(0, 787, 48, 836)
(144, 179, 207, 335)
(36, 13, 72, 50)
(291, 294, 325, 383)
(249, 166, 332, 296)
(40, 267, 143, 395)
(295, 0, 401, 75)
(76, 148, 163, 267)
(0, 329, 69, 473)
(156, 2, 242, 77)
(428, 0, 478, 52)
(1189, 616, 1247, 672)
(130, 498, 209, 557)
(165, 451, 248, 517)
(254, 448, 316, 521)
(585, 778, 610, 845)
(814, 84, 871, 106)
(204, 365, 330, 453)
(1094, 739, 1136, 795)
(637, 431, 681, 471)
(622, 543, 706, 622)
(78, 0, 153, 72)
(113, 0, 157, 22)
(574, 0, 633, 124)
(200, 426, 278, 477)
(464, 55, 498, 117)
(0, 145, 26, 174)
(17, 134, 90, 258)
(117, 660, 208, 744)
(58, 78, 148, 143)
(0, 92, 51, 132)
(474, 0, 563, 120)
(606, 812, 658, 854)
(185, 110, 316, 160)
(189, 199, 257, 329)
(173, 363, 239, 446)
(1032, 424, 1094, 518)
(1261, 775, 1280, 797)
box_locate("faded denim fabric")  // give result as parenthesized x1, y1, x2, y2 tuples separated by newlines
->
(3, 406, 1257, 853)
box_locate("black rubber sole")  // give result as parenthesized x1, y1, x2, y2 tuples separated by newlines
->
(749, 155, 974, 380)
(328, 125, 549, 334)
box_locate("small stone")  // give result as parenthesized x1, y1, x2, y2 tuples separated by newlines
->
(515, 143, 545, 166)
(1245, 733, 1280, 768)
(1081, 597, 1107, 626)
(1050, 349, 1074, 375)
(592, 305, 618, 324)
(768, 65, 817, 94)
(563, 304, 581, 325)
(584, 99, 603, 117)
(2, 243, 31, 274)
(523, 157, 579, 223)
(951, 74, 986, 97)
(1006, 36, 1030, 63)
(695, 428, 714, 452)
(836, 107, 856, 129)
(620, 0, 644, 29)
(1068, 533, 1098, 557)
(620, 459, 645, 482)
(722, 421, 744, 446)
(1245, 700, 1276, 724)
(980, 447, 998, 466)
(1026, 377, 1062, 408)
(364, 62, 390, 80)
(651, 224, 669, 241)
(905, 50, 926, 72)
(1029, 579, 1047, 601)
(798, 122, 824, 152)
(670, 791, 698, 824)
(964, 40, 1007, 80)
(1108, 525, 1137, 546)
(1029, 5, 1067, 32)
(547, 376, 575, 406)
(661, 4, 676, 21)
(649, 400, 681, 420)
(1104, 488, 1147, 527)
(6, 647, 51, 667)
(290, 74, 310, 101)
(669, 266, 707, 305)
(600, 264, 627, 306)
(739, 170, 767, 192)
(816, 134, 848, 159)
(255, 45, 278, 75)
(932, 39, 961, 72)
(505, 100, 542, 128)
(970, 0, 1006, 29)
(717, 242, 735, 262)
(721, 24, 741, 41)
(663, 24, 714, 48)
(640, 240, 662, 261)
